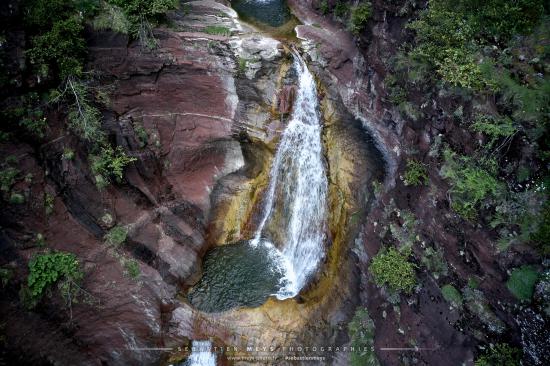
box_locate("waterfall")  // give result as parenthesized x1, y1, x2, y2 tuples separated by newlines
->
(251, 52, 328, 300)
(184, 340, 216, 366)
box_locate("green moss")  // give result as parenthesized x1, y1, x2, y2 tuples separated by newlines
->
(124, 259, 140, 279)
(105, 225, 128, 246)
(370, 247, 416, 294)
(506, 265, 539, 301)
(441, 284, 463, 308)
(203, 25, 231, 36)
(403, 159, 428, 186)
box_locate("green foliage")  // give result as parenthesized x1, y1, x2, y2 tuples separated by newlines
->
(471, 114, 517, 146)
(440, 148, 503, 219)
(350, 3, 372, 35)
(105, 225, 128, 246)
(475, 343, 521, 366)
(65, 79, 105, 143)
(124, 259, 140, 279)
(90, 146, 136, 189)
(27, 16, 86, 80)
(3, 93, 48, 138)
(441, 284, 463, 308)
(348, 308, 380, 366)
(62, 148, 75, 160)
(530, 200, 550, 255)
(133, 123, 148, 148)
(398, 101, 422, 121)
(0, 167, 19, 192)
(403, 159, 428, 186)
(506, 265, 539, 301)
(92, 1, 130, 34)
(237, 57, 248, 75)
(491, 189, 547, 252)
(370, 247, 416, 294)
(421, 247, 448, 279)
(334, 2, 347, 18)
(320, 0, 329, 15)
(388, 209, 419, 250)
(26, 251, 83, 308)
(107, 0, 177, 31)
(480, 62, 550, 124)
(9, 192, 25, 205)
(407, 0, 545, 90)
(463, 286, 506, 333)
(204, 26, 231, 36)
(44, 193, 54, 215)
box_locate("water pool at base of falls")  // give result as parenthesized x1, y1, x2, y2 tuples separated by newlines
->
(187, 239, 289, 312)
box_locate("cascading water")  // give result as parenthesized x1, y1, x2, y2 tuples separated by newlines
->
(251, 51, 328, 299)
(183, 340, 216, 366)
(187, 51, 329, 311)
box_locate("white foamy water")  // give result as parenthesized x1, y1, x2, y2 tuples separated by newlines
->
(184, 340, 216, 366)
(251, 52, 328, 299)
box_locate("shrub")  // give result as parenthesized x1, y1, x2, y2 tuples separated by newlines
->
(204, 25, 231, 36)
(441, 284, 463, 308)
(105, 225, 128, 246)
(334, 1, 347, 18)
(133, 123, 148, 148)
(107, 0, 178, 33)
(25, 251, 83, 308)
(27, 16, 86, 80)
(403, 159, 428, 186)
(506, 265, 539, 301)
(92, 1, 130, 34)
(90, 146, 136, 189)
(0, 167, 19, 192)
(471, 114, 517, 146)
(350, 3, 372, 35)
(440, 148, 503, 219)
(124, 259, 140, 279)
(475, 343, 521, 366)
(369, 247, 416, 294)
(348, 308, 380, 366)
(320, 0, 329, 15)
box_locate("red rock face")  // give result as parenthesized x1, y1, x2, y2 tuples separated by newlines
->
(0, 2, 264, 363)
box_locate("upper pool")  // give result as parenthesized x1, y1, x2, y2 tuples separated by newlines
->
(231, 0, 292, 28)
